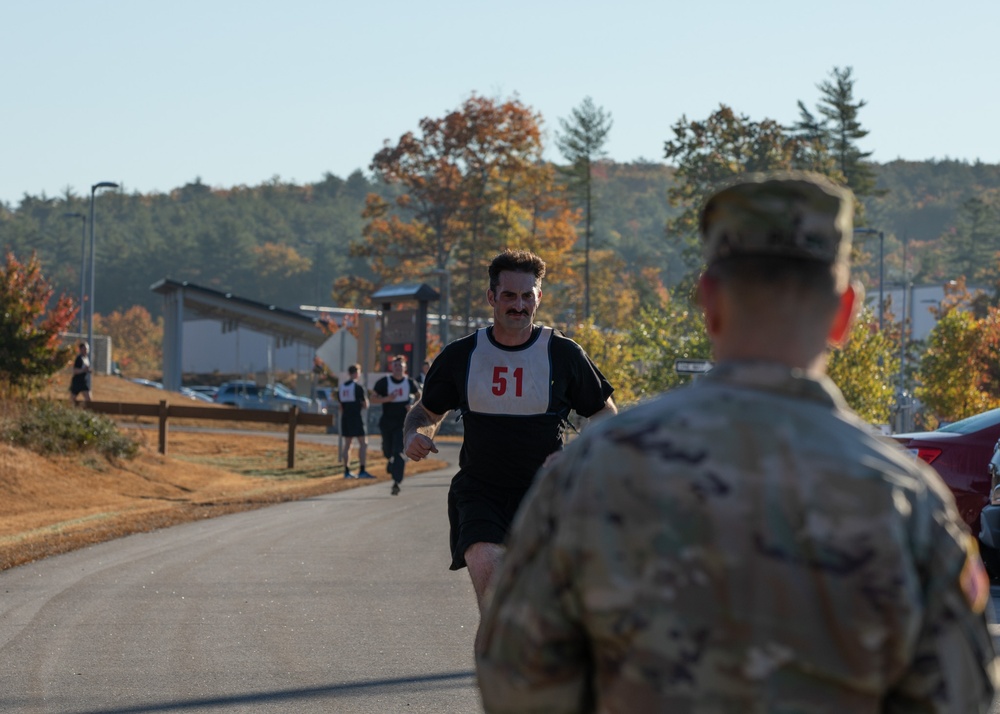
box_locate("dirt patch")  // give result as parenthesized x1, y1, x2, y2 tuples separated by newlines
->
(1, 374, 449, 571)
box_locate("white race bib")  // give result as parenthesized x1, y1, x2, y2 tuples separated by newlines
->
(466, 327, 552, 415)
(386, 378, 410, 403)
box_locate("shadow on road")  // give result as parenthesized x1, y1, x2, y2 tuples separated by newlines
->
(8, 670, 476, 714)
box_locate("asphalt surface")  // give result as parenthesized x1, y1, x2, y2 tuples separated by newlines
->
(3, 438, 1000, 713)
(0, 442, 482, 714)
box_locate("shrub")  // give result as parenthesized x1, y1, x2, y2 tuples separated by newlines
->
(0, 252, 76, 395)
(2, 399, 140, 459)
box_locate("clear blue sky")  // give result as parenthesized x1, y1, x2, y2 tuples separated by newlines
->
(3, 0, 997, 207)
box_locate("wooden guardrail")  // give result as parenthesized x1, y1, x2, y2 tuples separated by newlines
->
(84, 400, 334, 469)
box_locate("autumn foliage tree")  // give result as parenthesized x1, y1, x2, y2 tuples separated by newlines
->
(331, 274, 378, 308)
(915, 279, 1000, 425)
(0, 251, 76, 395)
(568, 320, 640, 407)
(569, 289, 710, 408)
(827, 306, 899, 425)
(663, 105, 820, 263)
(93, 306, 164, 377)
(358, 94, 579, 335)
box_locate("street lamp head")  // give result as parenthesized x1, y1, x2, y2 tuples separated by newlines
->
(91, 181, 119, 192)
(853, 228, 880, 235)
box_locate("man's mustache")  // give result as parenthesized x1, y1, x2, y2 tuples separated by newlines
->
(506, 310, 529, 316)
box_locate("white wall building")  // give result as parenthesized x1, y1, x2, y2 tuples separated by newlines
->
(182, 319, 355, 375)
(876, 283, 987, 342)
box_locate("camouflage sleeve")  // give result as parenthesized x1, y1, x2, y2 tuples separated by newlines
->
(885, 497, 999, 713)
(476, 464, 592, 714)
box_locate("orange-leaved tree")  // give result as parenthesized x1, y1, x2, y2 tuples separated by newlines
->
(93, 306, 163, 377)
(358, 94, 578, 336)
(0, 251, 76, 395)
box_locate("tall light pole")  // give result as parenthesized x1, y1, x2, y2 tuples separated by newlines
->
(853, 227, 884, 332)
(430, 268, 450, 346)
(88, 181, 119, 356)
(63, 212, 87, 334)
(302, 239, 322, 308)
(898, 235, 911, 431)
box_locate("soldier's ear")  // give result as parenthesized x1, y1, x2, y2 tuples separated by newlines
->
(828, 281, 862, 347)
(696, 272, 723, 337)
(487, 288, 496, 307)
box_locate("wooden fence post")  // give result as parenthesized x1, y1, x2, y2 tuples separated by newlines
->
(287, 406, 299, 469)
(158, 400, 169, 455)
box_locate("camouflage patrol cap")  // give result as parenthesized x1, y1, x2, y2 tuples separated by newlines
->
(699, 171, 854, 266)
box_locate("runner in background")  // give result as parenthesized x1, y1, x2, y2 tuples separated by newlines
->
(337, 364, 371, 479)
(371, 355, 421, 495)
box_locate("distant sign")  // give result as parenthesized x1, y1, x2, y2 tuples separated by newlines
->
(674, 359, 713, 375)
(383, 309, 417, 343)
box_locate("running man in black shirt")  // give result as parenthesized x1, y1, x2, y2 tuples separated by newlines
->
(371, 355, 421, 495)
(404, 249, 616, 613)
(337, 364, 372, 479)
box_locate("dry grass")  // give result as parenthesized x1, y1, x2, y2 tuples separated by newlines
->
(0, 372, 447, 571)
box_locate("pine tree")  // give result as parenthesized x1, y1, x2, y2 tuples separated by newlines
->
(790, 100, 834, 173)
(815, 67, 883, 197)
(556, 97, 613, 321)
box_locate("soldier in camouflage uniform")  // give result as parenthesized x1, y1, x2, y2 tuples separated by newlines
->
(476, 171, 1000, 713)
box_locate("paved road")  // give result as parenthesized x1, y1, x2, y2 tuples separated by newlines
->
(0, 443, 482, 714)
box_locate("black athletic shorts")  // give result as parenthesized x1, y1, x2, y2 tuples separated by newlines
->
(340, 412, 366, 437)
(447, 471, 530, 570)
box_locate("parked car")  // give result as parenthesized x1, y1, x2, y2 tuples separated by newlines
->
(185, 385, 219, 400)
(214, 380, 314, 412)
(179, 386, 214, 403)
(128, 377, 164, 390)
(313, 386, 336, 415)
(261, 383, 315, 412)
(892, 408, 1000, 539)
(213, 380, 259, 407)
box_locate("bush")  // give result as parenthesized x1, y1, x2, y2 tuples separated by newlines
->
(0, 252, 76, 395)
(2, 399, 140, 459)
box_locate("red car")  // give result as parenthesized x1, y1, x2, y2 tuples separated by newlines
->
(891, 408, 1000, 536)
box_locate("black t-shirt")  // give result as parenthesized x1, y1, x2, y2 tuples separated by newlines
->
(373, 375, 420, 422)
(71, 355, 91, 390)
(421, 325, 613, 490)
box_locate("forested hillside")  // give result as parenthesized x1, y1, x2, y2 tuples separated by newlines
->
(862, 159, 1000, 289)
(1, 171, 379, 318)
(2, 158, 999, 323)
